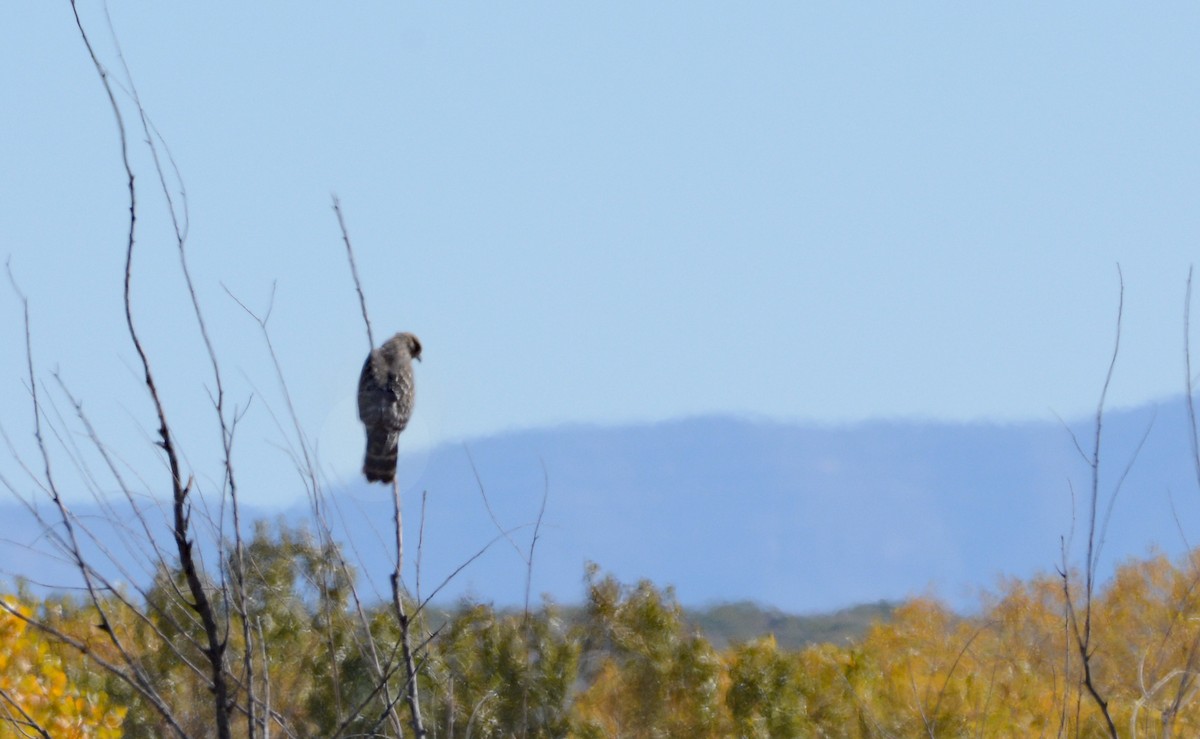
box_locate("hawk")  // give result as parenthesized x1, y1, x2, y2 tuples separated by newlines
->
(357, 332, 422, 483)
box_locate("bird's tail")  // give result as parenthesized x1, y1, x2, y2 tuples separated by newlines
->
(363, 428, 399, 483)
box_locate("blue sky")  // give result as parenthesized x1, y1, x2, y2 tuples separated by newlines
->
(4, 3, 1200, 504)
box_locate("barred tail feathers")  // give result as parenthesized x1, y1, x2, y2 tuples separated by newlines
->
(363, 427, 400, 483)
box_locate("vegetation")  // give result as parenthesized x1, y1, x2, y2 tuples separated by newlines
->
(0, 596, 125, 738)
(10, 522, 1200, 736)
(432, 599, 894, 653)
(7, 5, 1200, 738)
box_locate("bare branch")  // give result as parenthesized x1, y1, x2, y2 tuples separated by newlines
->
(67, 5, 233, 735)
(389, 477, 427, 737)
(333, 195, 375, 353)
(0, 598, 188, 738)
(1060, 265, 1125, 739)
(465, 445, 526, 561)
(524, 459, 549, 622)
(0, 686, 52, 739)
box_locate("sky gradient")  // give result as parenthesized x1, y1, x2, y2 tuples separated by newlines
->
(5, 3, 1200, 503)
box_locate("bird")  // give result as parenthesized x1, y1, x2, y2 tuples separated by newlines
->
(357, 332, 422, 483)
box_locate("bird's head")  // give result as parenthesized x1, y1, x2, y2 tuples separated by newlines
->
(388, 332, 422, 362)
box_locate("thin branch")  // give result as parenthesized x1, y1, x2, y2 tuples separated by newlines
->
(0, 687, 52, 739)
(928, 620, 992, 731)
(1061, 265, 1124, 739)
(333, 195, 375, 352)
(390, 477, 427, 737)
(68, 4, 232, 735)
(414, 526, 531, 621)
(1085, 265, 1124, 598)
(1187, 266, 1200, 491)
(7, 262, 191, 730)
(1094, 411, 1154, 572)
(417, 490, 428, 605)
(524, 460, 549, 622)
(0, 598, 187, 737)
(336, 199, 423, 736)
(465, 445, 526, 559)
(226, 282, 406, 734)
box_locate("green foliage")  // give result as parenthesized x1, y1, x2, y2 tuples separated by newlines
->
(115, 520, 370, 737)
(572, 565, 729, 738)
(422, 602, 579, 738)
(34, 520, 1200, 737)
(726, 636, 811, 737)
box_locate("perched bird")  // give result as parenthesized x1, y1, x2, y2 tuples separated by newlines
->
(357, 332, 422, 483)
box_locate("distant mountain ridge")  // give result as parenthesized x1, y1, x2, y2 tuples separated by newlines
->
(3, 401, 1197, 614)
(312, 400, 1200, 613)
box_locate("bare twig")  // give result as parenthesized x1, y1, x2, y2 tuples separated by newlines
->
(0, 598, 186, 737)
(417, 490, 428, 605)
(390, 477, 428, 737)
(1142, 266, 1200, 732)
(927, 620, 992, 734)
(226, 282, 408, 735)
(7, 263, 192, 734)
(465, 445, 526, 561)
(1187, 267, 1200, 491)
(68, 4, 232, 735)
(414, 527, 530, 620)
(336, 201, 425, 735)
(1061, 266, 1125, 739)
(333, 196, 375, 352)
(257, 618, 271, 739)
(524, 460, 549, 622)
(0, 686, 52, 739)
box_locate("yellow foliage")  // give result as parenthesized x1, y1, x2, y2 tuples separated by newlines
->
(0, 595, 125, 738)
(565, 552, 1200, 736)
(9, 545, 1200, 736)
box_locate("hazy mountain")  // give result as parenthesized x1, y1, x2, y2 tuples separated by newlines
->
(301, 398, 1200, 613)
(3, 399, 1197, 614)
